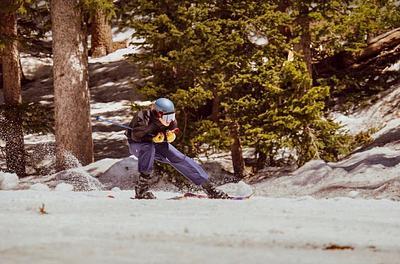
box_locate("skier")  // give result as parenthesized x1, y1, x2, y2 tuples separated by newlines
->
(126, 98, 229, 199)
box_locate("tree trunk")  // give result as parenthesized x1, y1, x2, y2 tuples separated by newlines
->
(0, 62, 2, 89)
(354, 27, 400, 66)
(211, 89, 220, 122)
(51, 0, 94, 170)
(0, 11, 26, 177)
(295, 6, 312, 79)
(256, 151, 267, 171)
(277, 0, 292, 38)
(90, 9, 113, 58)
(314, 27, 400, 78)
(229, 121, 245, 180)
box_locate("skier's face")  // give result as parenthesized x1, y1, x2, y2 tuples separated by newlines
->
(158, 112, 174, 126)
(151, 105, 175, 126)
(161, 112, 175, 123)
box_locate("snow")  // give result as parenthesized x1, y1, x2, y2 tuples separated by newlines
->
(112, 28, 135, 42)
(383, 59, 400, 72)
(248, 32, 269, 46)
(218, 181, 254, 197)
(20, 53, 52, 80)
(332, 112, 368, 134)
(88, 27, 144, 63)
(373, 118, 400, 140)
(30, 183, 50, 191)
(348, 190, 360, 198)
(20, 29, 142, 68)
(0, 172, 19, 190)
(92, 131, 127, 141)
(0, 190, 399, 263)
(89, 47, 139, 64)
(6, 23, 400, 263)
(54, 183, 74, 192)
(133, 100, 153, 107)
(54, 168, 104, 191)
(255, 146, 400, 200)
(332, 83, 400, 135)
(24, 133, 55, 145)
(81, 158, 122, 178)
(90, 100, 131, 115)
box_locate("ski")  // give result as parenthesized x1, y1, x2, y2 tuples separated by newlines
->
(107, 192, 254, 200)
(167, 192, 254, 200)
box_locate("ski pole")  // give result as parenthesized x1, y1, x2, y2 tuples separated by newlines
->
(94, 116, 132, 130)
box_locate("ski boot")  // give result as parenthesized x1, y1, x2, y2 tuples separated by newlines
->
(201, 180, 230, 199)
(135, 173, 156, 199)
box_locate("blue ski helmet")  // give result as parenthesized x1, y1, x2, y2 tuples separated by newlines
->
(154, 98, 175, 114)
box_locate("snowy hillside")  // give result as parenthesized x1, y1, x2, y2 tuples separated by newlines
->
(2, 32, 400, 200)
(254, 81, 400, 200)
(1, 2, 400, 263)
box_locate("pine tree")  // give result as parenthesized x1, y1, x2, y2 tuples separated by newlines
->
(90, 8, 113, 57)
(120, 0, 398, 172)
(0, 2, 26, 177)
(308, 0, 400, 103)
(51, 0, 94, 170)
(122, 1, 349, 170)
(82, 0, 116, 58)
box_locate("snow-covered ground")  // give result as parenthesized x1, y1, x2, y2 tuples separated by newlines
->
(332, 80, 400, 135)
(255, 146, 400, 200)
(0, 190, 399, 264)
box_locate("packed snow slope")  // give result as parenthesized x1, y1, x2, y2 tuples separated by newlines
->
(0, 190, 399, 264)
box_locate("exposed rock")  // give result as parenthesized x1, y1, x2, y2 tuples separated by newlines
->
(201, 161, 237, 184)
(97, 157, 139, 190)
(82, 158, 121, 177)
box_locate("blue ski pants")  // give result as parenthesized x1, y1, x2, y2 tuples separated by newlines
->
(128, 142, 209, 185)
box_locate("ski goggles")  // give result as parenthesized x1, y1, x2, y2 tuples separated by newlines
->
(160, 112, 176, 122)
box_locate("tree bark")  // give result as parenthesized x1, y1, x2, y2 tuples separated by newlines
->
(295, 5, 312, 79)
(51, 0, 94, 170)
(277, 0, 292, 38)
(256, 151, 267, 171)
(0, 11, 26, 177)
(229, 121, 245, 180)
(211, 89, 220, 122)
(354, 27, 400, 65)
(90, 9, 113, 58)
(314, 27, 400, 78)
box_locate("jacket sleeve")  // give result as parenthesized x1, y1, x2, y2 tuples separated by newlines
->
(130, 111, 157, 142)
